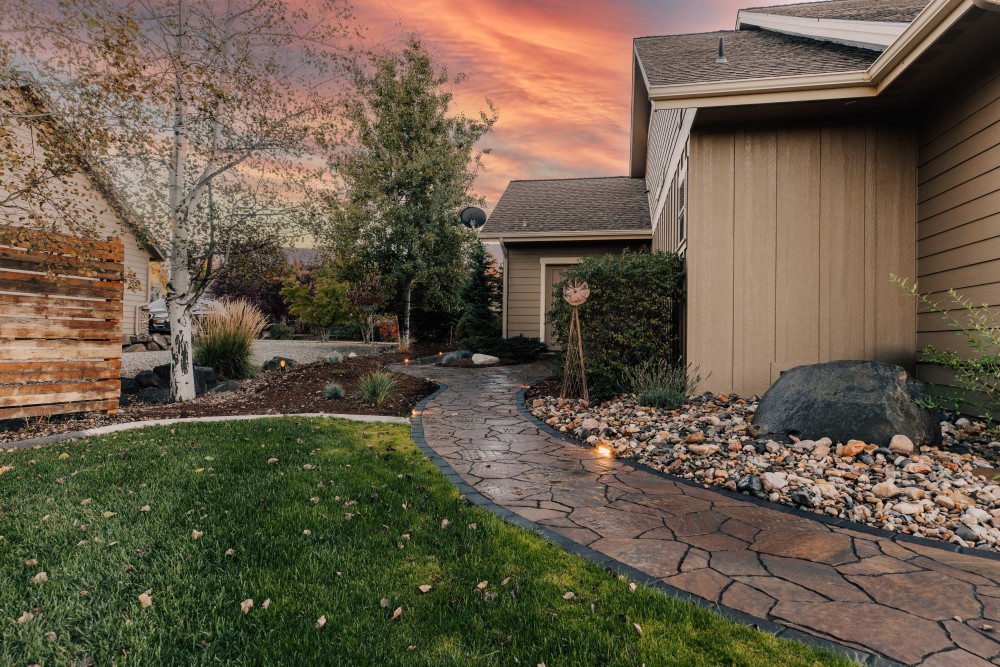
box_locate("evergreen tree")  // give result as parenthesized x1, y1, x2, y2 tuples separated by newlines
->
(457, 241, 502, 347)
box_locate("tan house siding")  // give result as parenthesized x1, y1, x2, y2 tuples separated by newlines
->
(504, 241, 649, 342)
(917, 63, 1000, 359)
(687, 124, 918, 397)
(1, 91, 155, 335)
(646, 108, 694, 254)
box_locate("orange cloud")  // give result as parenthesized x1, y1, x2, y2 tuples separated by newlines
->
(357, 0, 810, 209)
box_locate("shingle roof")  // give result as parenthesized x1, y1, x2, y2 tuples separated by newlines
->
(481, 177, 651, 236)
(740, 0, 930, 23)
(634, 30, 878, 87)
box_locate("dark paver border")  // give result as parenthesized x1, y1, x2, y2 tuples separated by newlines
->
(406, 379, 901, 667)
(517, 384, 1000, 564)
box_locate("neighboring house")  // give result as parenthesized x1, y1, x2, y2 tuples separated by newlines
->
(281, 247, 323, 270)
(0, 80, 164, 335)
(481, 0, 1000, 397)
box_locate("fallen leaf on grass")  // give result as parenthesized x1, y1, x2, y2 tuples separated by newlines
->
(58, 453, 69, 460)
(440, 519, 451, 530)
(502, 577, 511, 586)
(76, 540, 87, 547)
(138, 593, 153, 608)
(204, 457, 214, 461)
(17, 611, 34, 624)
(267, 458, 278, 464)
(303, 530, 311, 536)
(310, 497, 320, 504)
(315, 615, 326, 629)
(81, 498, 91, 505)
(484, 591, 497, 601)
(633, 623, 643, 636)
(140, 506, 151, 512)
(392, 607, 402, 619)
(44, 631, 56, 640)
(192, 530, 203, 540)
(33, 572, 47, 583)
(380, 598, 391, 608)
(418, 585, 432, 593)
(262, 599, 270, 610)
(468, 523, 477, 531)
(475, 581, 488, 592)
(407, 645, 416, 651)
(225, 549, 234, 556)
(101, 512, 117, 518)
(194, 468, 204, 473)
(25, 559, 37, 566)
(629, 582, 637, 592)
(240, 599, 253, 614)
(562, 592, 575, 600)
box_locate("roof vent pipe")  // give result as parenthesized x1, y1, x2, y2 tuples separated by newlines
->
(716, 37, 729, 64)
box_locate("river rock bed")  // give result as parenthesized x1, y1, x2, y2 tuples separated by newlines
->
(529, 392, 1000, 552)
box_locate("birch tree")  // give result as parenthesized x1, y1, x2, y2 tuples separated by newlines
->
(2, 0, 360, 400)
(327, 38, 497, 347)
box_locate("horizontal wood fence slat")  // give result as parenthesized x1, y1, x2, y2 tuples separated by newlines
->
(0, 230, 124, 418)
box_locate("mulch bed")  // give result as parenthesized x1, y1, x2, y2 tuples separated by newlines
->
(1, 342, 449, 446)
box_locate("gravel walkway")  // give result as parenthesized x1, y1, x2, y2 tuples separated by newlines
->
(120, 340, 392, 376)
(395, 357, 1000, 667)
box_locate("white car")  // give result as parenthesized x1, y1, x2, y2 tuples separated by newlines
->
(147, 297, 224, 334)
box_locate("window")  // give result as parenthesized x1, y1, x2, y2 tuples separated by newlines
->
(677, 173, 686, 245)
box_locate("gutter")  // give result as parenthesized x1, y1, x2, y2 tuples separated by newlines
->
(478, 230, 653, 243)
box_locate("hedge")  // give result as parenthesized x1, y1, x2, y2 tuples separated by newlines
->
(546, 250, 685, 400)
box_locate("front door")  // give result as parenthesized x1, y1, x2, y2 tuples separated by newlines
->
(543, 264, 573, 346)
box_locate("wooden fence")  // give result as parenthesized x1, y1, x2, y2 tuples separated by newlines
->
(0, 228, 123, 420)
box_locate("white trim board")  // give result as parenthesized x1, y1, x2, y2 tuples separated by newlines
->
(736, 12, 908, 51)
(538, 257, 583, 343)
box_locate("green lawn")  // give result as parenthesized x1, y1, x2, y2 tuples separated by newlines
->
(0, 418, 852, 666)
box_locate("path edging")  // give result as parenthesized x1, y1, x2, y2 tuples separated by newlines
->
(4, 413, 409, 451)
(517, 385, 1000, 565)
(406, 379, 899, 667)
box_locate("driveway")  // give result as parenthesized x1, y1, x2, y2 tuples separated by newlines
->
(121, 340, 392, 376)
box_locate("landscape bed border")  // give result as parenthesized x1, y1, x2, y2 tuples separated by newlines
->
(406, 379, 900, 667)
(516, 382, 1000, 563)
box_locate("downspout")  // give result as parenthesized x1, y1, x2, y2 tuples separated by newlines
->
(499, 237, 508, 338)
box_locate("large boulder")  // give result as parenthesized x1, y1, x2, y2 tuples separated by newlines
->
(134, 370, 160, 389)
(472, 354, 500, 366)
(263, 356, 297, 372)
(150, 334, 169, 350)
(119, 377, 139, 395)
(152, 364, 218, 395)
(136, 387, 169, 404)
(753, 360, 942, 447)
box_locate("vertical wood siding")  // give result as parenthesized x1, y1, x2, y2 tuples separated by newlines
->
(646, 108, 693, 254)
(917, 63, 1000, 359)
(504, 241, 649, 340)
(688, 124, 917, 397)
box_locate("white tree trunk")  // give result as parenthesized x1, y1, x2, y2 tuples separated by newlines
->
(402, 283, 412, 349)
(167, 0, 196, 402)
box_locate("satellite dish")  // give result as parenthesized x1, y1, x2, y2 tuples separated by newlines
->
(460, 206, 487, 230)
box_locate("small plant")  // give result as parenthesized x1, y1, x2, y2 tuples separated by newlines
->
(325, 351, 344, 364)
(194, 299, 268, 380)
(893, 275, 999, 418)
(355, 369, 397, 406)
(441, 350, 472, 364)
(323, 382, 345, 399)
(621, 360, 704, 409)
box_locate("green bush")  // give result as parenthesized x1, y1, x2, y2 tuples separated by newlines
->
(441, 350, 472, 364)
(547, 250, 685, 401)
(194, 299, 269, 380)
(622, 361, 703, 408)
(893, 275, 999, 418)
(268, 322, 295, 340)
(326, 351, 344, 364)
(463, 335, 546, 362)
(355, 369, 397, 406)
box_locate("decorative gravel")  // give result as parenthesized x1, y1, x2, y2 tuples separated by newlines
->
(121, 340, 391, 376)
(530, 393, 1000, 552)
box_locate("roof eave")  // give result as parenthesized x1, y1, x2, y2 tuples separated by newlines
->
(647, 0, 974, 110)
(479, 229, 653, 243)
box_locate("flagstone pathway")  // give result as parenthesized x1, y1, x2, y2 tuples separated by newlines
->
(394, 359, 1000, 666)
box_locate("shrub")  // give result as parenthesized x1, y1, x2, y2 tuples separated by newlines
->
(281, 261, 348, 334)
(268, 322, 295, 340)
(210, 237, 291, 323)
(622, 361, 703, 409)
(457, 240, 502, 347)
(547, 250, 685, 400)
(355, 369, 397, 406)
(893, 275, 999, 418)
(323, 382, 345, 399)
(194, 299, 269, 380)
(441, 350, 472, 364)
(325, 351, 344, 364)
(463, 335, 546, 362)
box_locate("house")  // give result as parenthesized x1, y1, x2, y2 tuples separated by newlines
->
(481, 0, 1000, 397)
(0, 79, 164, 335)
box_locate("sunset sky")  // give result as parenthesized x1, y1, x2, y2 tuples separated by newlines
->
(354, 0, 808, 210)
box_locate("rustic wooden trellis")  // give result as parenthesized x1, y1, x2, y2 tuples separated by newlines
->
(0, 227, 123, 419)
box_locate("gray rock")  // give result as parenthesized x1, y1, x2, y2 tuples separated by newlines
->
(134, 370, 160, 389)
(736, 474, 765, 497)
(123, 343, 147, 353)
(472, 353, 500, 365)
(211, 379, 241, 394)
(195, 366, 217, 395)
(119, 377, 139, 394)
(790, 491, 814, 507)
(136, 387, 169, 404)
(150, 334, 169, 350)
(956, 525, 981, 543)
(118, 393, 131, 408)
(753, 360, 941, 447)
(263, 356, 297, 372)
(153, 363, 171, 386)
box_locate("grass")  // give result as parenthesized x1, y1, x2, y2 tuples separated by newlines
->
(0, 420, 852, 666)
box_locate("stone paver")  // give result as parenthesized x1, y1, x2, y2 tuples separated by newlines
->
(397, 359, 1000, 666)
